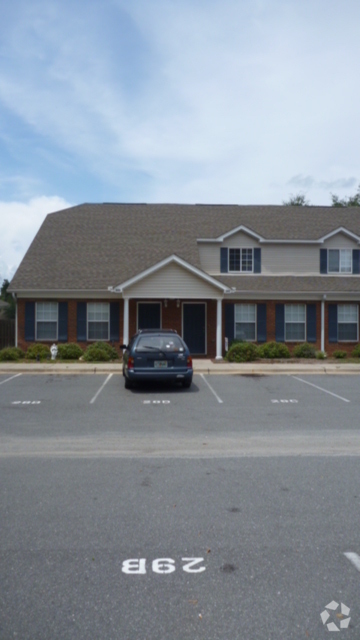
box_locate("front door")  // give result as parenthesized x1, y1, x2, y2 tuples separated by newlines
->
(183, 303, 206, 355)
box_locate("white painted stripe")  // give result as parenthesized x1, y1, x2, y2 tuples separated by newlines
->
(0, 373, 22, 386)
(344, 552, 360, 572)
(90, 374, 113, 404)
(292, 376, 350, 403)
(200, 374, 223, 404)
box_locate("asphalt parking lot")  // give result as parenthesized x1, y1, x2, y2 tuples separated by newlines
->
(1, 372, 360, 639)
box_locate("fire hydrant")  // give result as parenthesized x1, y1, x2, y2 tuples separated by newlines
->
(50, 343, 58, 360)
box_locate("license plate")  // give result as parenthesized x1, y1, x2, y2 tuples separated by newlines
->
(154, 360, 168, 368)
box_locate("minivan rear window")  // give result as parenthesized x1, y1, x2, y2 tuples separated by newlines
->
(136, 335, 185, 352)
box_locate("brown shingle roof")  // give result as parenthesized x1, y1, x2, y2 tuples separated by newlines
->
(9, 203, 360, 291)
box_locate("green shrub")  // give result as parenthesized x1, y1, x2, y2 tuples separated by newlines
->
(26, 344, 51, 360)
(351, 344, 360, 358)
(83, 342, 118, 362)
(256, 341, 290, 359)
(316, 351, 327, 360)
(0, 347, 25, 361)
(226, 341, 258, 363)
(333, 350, 347, 359)
(57, 343, 83, 360)
(292, 343, 316, 358)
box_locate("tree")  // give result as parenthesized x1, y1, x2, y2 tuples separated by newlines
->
(0, 278, 15, 319)
(331, 183, 360, 207)
(282, 193, 311, 206)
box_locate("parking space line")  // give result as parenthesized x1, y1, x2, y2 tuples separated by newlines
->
(200, 374, 223, 404)
(292, 376, 350, 403)
(344, 552, 360, 572)
(0, 373, 22, 386)
(90, 374, 113, 404)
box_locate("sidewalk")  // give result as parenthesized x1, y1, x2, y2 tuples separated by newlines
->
(1, 359, 360, 375)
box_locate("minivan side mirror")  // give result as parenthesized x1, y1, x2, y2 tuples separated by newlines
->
(119, 344, 128, 349)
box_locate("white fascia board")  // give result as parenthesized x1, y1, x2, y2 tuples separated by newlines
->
(197, 225, 264, 243)
(318, 227, 360, 243)
(112, 254, 229, 293)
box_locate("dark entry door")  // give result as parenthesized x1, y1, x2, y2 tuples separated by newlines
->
(138, 303, 161, 330)
(183, 303, 206, 355)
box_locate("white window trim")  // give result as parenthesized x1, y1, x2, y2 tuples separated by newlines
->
(338, 303, 359, 342)
(87, 302, 110, 341)
(284, 304, 306, 342)
(228, 247, 254, 273)
(328, 248, 352, 274)
(234, 303, 257, 342)
(35, 302, 58, 341)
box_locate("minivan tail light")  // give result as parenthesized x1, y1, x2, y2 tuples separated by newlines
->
(187, 356, 192, 369)
(128, 356, 134, 370)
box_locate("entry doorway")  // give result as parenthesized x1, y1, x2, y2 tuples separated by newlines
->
(137, 302, 161, 330)
(182, 303, 206, 355)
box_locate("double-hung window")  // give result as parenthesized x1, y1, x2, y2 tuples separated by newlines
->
(235, 304, 256, 341)
(285, 304, 305, 341)
(87, 303, 110, 340)
(36, 302, 58, 340)
(229, 248, 253, 272)
(338, 304, 358, 341)
(328, 249, 352, 273)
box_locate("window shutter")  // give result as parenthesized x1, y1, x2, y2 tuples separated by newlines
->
(353, 249, 360, 275)
(25, 302, 35, 341)
(256, 304, 267, 343)
(254, 248, 261, 274)
(306, 304, 317, 343)
(275, 304, 285, 342)
(110, 302, 120, 341)
(77, 302, 87, 341)
(58, 302, 68, 342)
(224, 303, 234, 345)
(320, 249, 328, 274)
(220, 248, 228, 273)
(328, 304, 338, 343)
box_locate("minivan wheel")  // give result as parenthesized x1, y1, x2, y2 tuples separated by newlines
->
(182, 379, 192, 388)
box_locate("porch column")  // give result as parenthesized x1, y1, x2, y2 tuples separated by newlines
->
(215, 298, 222, 360)
(321, 297, 325, 352)
(123, 297, 129, 345)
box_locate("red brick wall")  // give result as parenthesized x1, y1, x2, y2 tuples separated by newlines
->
(16, 298, 359, 358)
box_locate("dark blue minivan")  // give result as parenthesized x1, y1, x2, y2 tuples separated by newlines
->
(121, 329, 193, 389)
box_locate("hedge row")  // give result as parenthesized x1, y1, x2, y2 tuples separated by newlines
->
(225, 341, 360, 363)
(0, 342, 119, 362)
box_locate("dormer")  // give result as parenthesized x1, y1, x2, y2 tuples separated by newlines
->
(197, 225, 262, 275)
(319, 228, 360, 275)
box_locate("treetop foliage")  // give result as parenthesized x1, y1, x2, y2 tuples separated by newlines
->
(283, 183, 360, 207)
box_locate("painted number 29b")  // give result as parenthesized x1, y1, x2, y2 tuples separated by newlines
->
(122, 557, 206, 574)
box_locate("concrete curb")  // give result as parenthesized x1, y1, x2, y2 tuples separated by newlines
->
(1, 360, 360, 375)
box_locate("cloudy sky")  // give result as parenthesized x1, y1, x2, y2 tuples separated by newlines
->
(1, 0, 360, 280)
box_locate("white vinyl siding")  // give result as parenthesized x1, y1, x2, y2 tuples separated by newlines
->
(338, 304, 358, 341)
(36, 302, 58, 340)
(285, 304, 306, 341)
(87, 303, 109, 340)
(126, 262, 220, 298)
(235, 304, 256, 341)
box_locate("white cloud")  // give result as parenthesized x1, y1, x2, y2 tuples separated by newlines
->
(0, 196, 72, 282)
(1, 0, 360, 207)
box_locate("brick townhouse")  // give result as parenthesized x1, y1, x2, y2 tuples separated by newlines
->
(8, 203, 360, 358)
